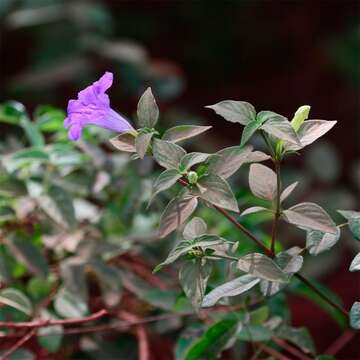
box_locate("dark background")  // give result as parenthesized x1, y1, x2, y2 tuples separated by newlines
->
(1, 0, 359, 357)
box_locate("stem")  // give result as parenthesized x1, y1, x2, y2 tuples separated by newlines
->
(177, 179, 349, 318)
(294, 274, 348, 316)
(272, 337, 312, 360)
(255, 342, 292, 360)
(0, 329, 36, 360)
(325, 330, 357, 356)
(271, 160, 281, 256)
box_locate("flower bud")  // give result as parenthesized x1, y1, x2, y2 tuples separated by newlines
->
(187, 171, 198, 184)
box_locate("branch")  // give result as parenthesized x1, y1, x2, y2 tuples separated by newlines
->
(0, 329, 36, 360)
(0, 309, 108, 329)
(272, 337, 312, 360)
(255, 342, 292, 360)
(325, 330, 358, 356)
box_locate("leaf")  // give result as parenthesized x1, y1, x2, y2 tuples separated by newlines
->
(0, 349, 34, 360)
(350, 301, 360, 329)
(0, 288, 32, 316)
(237, 253, 288, 282)
(249, 164, 277, 201)
(137, 87, 159, 128)
(7, 233, 49, 278)
(179, 152, 210, 171)
(54, 287, 88, 319)
(110, 132, 136, 152)
(284, 120, 337, 151)
(159, 193, 198, 238)
(241, 206, 269, 216)
(240, 120, 263, 147)
(276, 324, 316, 354)
(154, 235, 226, 272)
(20, 116, 45, 147)
(260, 247, 303, 296)
(153, 138, 186, 169)
(37, 310, 63, 353)
(12, 148, 49, 161)
(280, 181, 298, 203)
(208, 145, 252, 179)
(291, 105, 311, 131)
(202, 275, 259, 307)
(339, 211, 360, 241)
(260, 111, 301, 145)
(135, 132, 153, 159)
(282, 202, 337, 234)
(162, 125, 211, 143)
(37, 185, 76, 229)
(306, 228, 340, 255)
(349, 252, 360, 272)
(238, 325, 272, 341)
(150, 169, 182, 203)
(179, 260, 212, 311)
(206, 100, 256, 125)
(245, 150, 271, 163)
(184, 319, 238, 360)
(183, 217, 207, 240)
(197, 174, 239, 212)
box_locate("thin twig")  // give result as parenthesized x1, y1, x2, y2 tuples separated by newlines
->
(272, 337, 312, 360)
(255, 342, 292, 360)
(0, 309, 108, 329)
(325, 330, 357, 356)
(271, 160, 281, 256)
(0, 328, 36, 360)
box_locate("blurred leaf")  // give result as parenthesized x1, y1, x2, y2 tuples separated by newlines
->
(137, 87, 159, 128)
(162, 125, 211, 143)
(183, 217, 207, 240)
(208, 145, 252, 179)
(206, 100, 255, 125)
(249, 164, 277, 201)
(184, 319, 238, 360)
(338, 210, 360, 241)
(306, 228, 340, 255)
(27, 278, 52, 302)
(54, 287, 88, 319)
(153, 139, 186, 170)
(110, 132, 136, 152)
(37, 310, 63, 353)
(349, 252, 360, 272)
(282, 202, 337, 234)
(237, 253, 288, 282)
(0, 349, 34, 360)
(179, 260, 212, 311)
(202, 274, 259, 307)
(0, 288, 32, 316)
(197, 174, 239, 212)
(19, 116, 45, 148)
(0, 101, 25, 124)
(238, 324, 272, 341)
(158, 192, 198, 238)
(34, 105, 66, 132)
(350, 302, 360, 329)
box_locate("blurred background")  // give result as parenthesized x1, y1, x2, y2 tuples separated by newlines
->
(0, 0, 359, 358)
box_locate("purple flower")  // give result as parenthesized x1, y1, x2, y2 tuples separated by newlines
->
(64, 72, 133, 141)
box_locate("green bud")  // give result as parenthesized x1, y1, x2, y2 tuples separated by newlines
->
(291, 105, 311, 132)
(187, 171, 198, 184)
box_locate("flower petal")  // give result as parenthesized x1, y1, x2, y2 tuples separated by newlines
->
(68, 124, 82, 141)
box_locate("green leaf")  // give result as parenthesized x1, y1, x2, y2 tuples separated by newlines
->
(316, 356, 336, 360)
(0, 288, 32, 316)
(153, 138, 186, 169)
(12, 148, 49, 161)
(197, 174, 239, 212)
(54, 287, 88, 319)
(306, 228, 340, 255)
(0, 349, 34, 360)
(237, 253, 288, 282)
(20, 116, 45, 147)
(37, 185, 76, 229)
(350, 301, 360, 329)
(34, 105, 66, 132)
(183, 217, 207, 240)
(284, 120, 337, 152)
(137, 87, 159, 128)
(37, 310, 63, 353)
(276, 324, 316, 354)
(291, 105, 311, 132)
(110, 132, 136, 152)
(208, 145, 252, 179)
(259, 111, 301, 146)
(179, 152, 210, 171)
(158, 192, 198, 238)
(240, 120, 263, 147)
(27, 278, 52, 301)
(249, 164, 277, 201)
(282, 202, 337, 234)
(179, 260, 212, 311)
(135, 132, 153, 159)
(162, 125, 211, 143)
(349, 252, 360, 272)
(150, 169, 182, 204)
(206, 100, 256, 125)
(155, 235, 226, 272)
(202, 274, 259, 307)
(184, 319, 238, 360)
(7, 233, 49, 278)
(238, 324, 272, 341)
(0, 101, 25, 124)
